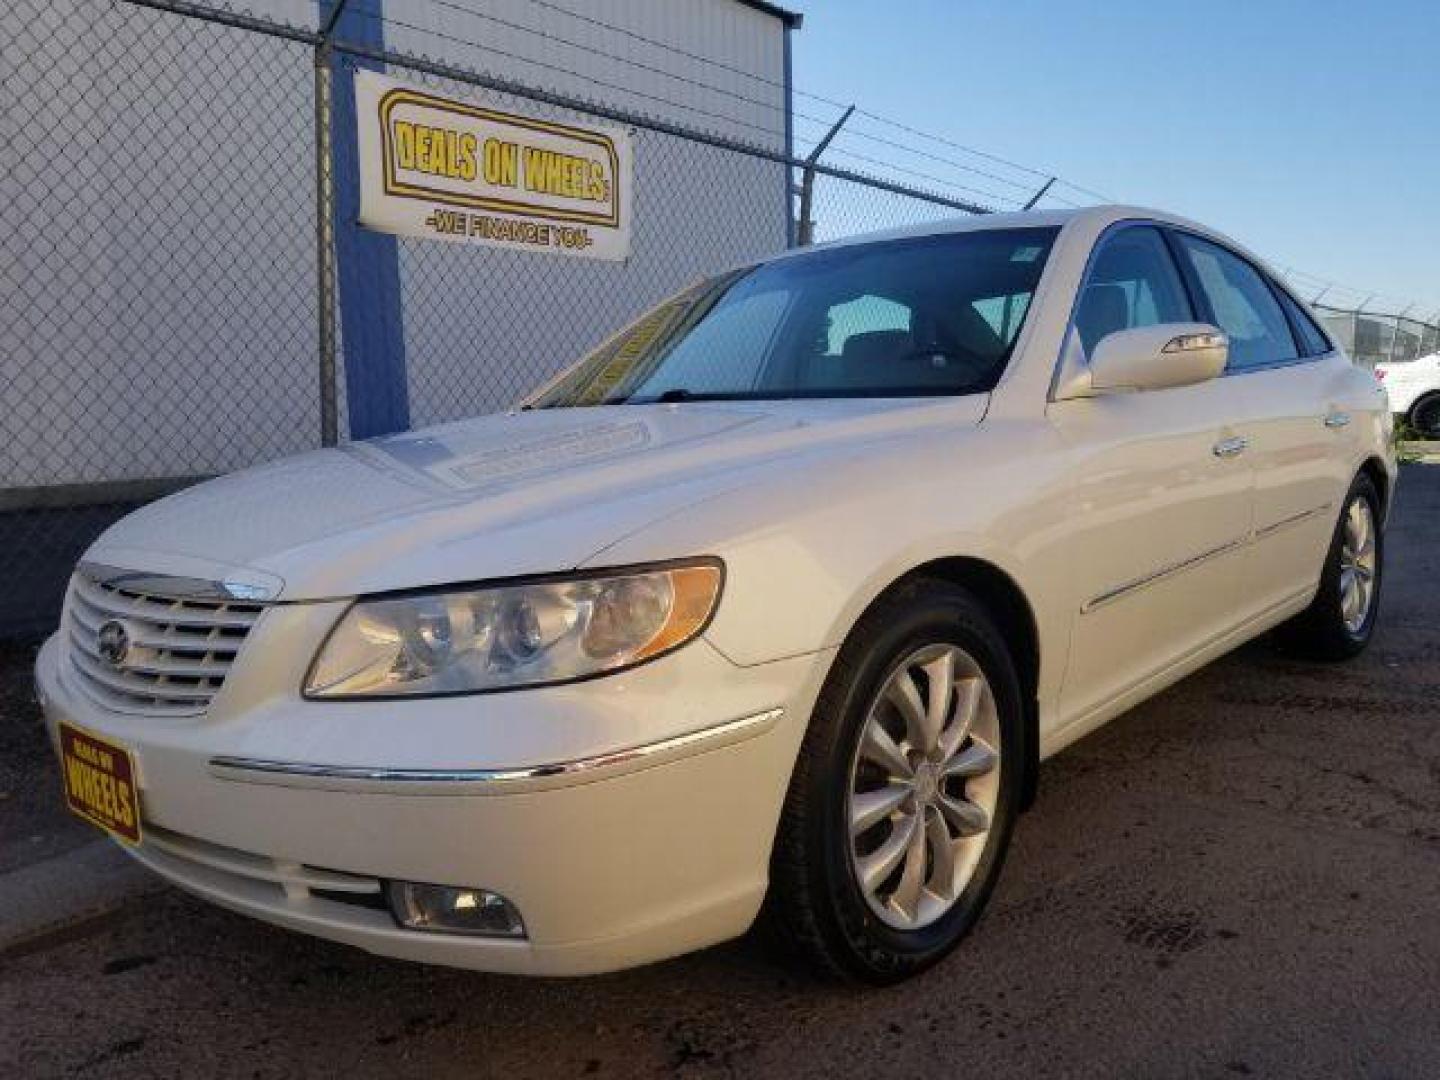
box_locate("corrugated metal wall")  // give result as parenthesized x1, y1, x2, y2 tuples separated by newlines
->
(1, 0, 319, 488)
(1, 0, 791, 487)
(384, 0, 788, 148)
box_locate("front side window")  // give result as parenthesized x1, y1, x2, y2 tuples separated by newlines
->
(527, 227, 1060, 407)
(1174, 234, 1298, 371)
(1073, 226, 1192, 355)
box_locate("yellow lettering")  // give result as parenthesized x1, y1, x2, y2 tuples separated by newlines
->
(393, 120, 415, 169)
(114, 782, 135, 828)
(66, 756, 88, 800)
(458, 133, 478, 181)
(520, 147, 607, 202)
(483, 138, 517, 187)
(522, 146, 545, 193)
(544, 152, 564, 196)
(83, 763, 104, 813)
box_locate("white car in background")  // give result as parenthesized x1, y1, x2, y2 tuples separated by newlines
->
(1375, 352, 1440, 437)
(37, 206, 1394, 984)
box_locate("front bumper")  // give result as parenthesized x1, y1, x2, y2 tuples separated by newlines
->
(36, 620, 830, 975)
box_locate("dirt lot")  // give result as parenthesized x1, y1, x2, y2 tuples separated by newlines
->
(2, 466, 1437, 1079)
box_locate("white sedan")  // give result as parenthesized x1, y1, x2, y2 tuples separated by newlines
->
(37, 206, 1394, 983)
(1375, 351, 1440, 437)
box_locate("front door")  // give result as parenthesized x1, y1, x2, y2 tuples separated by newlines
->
(1047, 224, 1256, 729)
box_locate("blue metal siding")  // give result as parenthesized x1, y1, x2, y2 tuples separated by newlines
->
(322, 0, 409, 439)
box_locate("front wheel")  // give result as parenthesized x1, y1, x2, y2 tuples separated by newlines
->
(764, 579, 1023, 983)
(1275, 473, 1384, 660)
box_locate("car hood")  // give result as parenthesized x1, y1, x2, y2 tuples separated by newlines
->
(88, 397, 987, 599)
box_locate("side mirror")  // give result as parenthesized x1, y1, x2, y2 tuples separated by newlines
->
(1088, 323, 1228, 393)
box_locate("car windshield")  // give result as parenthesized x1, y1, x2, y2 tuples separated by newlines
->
(527, 226, 1060, 408)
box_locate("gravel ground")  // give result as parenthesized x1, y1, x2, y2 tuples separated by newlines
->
(2, 465, 1437, 1079)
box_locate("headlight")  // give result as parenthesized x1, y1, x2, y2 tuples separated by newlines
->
(304, 560, 723, 698)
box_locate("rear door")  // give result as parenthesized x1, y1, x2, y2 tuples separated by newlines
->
(1049, 224, 1256, 726)
(1168, 232, 1347, 617)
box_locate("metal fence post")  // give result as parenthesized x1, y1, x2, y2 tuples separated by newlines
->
(313, 1, 349, 449)
(1022, 177, 1055, 210)
(796, 105, 853, 246)
(1388, 305, 1415, 365)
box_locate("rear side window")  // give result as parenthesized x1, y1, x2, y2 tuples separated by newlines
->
(1074, 226, 1192, 354)
(1174, 234, 1299, 371)
(1275, 288, 1333, 357)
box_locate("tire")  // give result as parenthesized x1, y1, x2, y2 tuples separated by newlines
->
(1275, 472, 1384, 661)
(764, 578, 1023, 983)
(1408, 393, 1440, 439)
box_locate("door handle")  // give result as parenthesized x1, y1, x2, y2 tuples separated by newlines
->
(1324, 411, 1351, 429)
(1212, 435, 1248, 458)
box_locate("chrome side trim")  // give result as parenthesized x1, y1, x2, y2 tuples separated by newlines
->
(1082, 501, 1336, 614)
(1081, 537, 1248, 614)
(1044, 584, 1317, 760)
(1253, 502, 1334, 541)
(208, 707, 785, 795)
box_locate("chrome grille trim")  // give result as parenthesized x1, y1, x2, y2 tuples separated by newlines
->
(64, 568, 266, 716)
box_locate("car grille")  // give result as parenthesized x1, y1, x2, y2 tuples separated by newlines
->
(65, 571, 266, 715)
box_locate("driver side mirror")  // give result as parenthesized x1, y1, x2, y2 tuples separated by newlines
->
(1087, 322, 1229, 393)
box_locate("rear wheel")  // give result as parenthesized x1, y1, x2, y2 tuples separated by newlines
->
(765, 579, 1022, 983)
(1275, 473, 1383, 660)
(1408, 393, 1440, 439)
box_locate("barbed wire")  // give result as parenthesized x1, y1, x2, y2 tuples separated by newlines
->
(389, 0, 1105, 205)
(90, 0, 1440, 327)
(360, 3, 1059, 212)
(346, 6, 795, 143)
(1273, 264, 1434, 319)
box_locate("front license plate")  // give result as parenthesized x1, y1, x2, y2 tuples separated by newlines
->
(58, 722, 142, 845)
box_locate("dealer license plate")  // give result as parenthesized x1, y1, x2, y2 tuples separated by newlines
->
(58, 721, 142, 845)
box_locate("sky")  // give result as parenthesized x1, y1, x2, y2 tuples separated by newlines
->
(791, 0, 1440, 316)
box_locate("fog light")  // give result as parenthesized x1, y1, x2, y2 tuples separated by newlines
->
(385, 881, 526, 938)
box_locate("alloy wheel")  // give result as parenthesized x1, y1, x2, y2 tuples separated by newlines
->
(846, 643, 1000, 930)
(1339, 496, 1378, 634)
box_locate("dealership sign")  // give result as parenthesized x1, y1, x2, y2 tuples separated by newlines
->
(355, 70, 633, 260)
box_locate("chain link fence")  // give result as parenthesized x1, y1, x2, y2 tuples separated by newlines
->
(12, 1, 1429, 640)
(1, 0, 973, 638)
(1313, 305, 1440, 370)
(2, 0, 323, 637)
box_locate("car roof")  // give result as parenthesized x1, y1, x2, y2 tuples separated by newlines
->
(764, 204, 1268, 271)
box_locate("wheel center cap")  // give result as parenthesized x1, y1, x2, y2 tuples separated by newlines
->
(913, 761, 939, 804)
